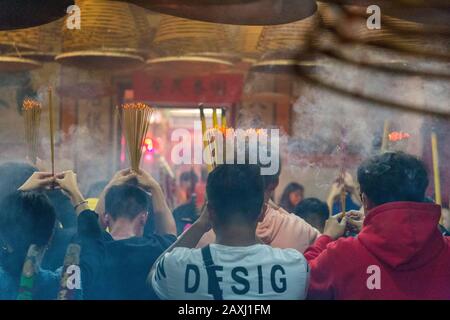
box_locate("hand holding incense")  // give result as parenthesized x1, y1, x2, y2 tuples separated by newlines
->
(120, 102, 153, 172)
(22, 99, 42, 165)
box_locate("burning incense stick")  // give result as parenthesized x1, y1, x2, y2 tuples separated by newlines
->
(339, 170, 346, 216)
(200, 106, 213, 172)
(221, 108, 227, 131)
(381, 120, 390, 152)
(212, 108, 218, 129)
(120, 102, 153, 172)
(431, 132, 442, 206)
(48, 87, 55, 176)
(22, 98, 42, 165)
(221, 108, 227, 158)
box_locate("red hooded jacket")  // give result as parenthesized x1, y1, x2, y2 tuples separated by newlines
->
(305, 202, 450, 299)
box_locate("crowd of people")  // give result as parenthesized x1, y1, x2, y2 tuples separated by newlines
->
(0, 151, 449, 300)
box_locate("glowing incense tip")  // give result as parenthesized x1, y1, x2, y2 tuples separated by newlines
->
(23, 98, 42, 110)
(388, 131, 410, 142)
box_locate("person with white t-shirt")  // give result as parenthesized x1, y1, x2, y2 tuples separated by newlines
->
(149, 164, 309, 300)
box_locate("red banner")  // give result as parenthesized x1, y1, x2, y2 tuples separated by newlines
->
(133, 72, 243, 106)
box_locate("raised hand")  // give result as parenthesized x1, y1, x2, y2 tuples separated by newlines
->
(135, 169, 160, 192)
(108, 168, 136, 187)
(323, 214, 347, 241)
(18, 172, 55, 192)
(55, 171, 87, 212)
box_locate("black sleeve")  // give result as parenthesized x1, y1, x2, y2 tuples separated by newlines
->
(76, 210, 108, 298)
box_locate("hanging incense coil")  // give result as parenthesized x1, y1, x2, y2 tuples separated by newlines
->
(152, 16, 232, 56)
(0, 0, 73, 31)
(20, 20, 63, 62)
(148, 16, 235, 75)
(0, 56, 42, 72)
(293, 1, 450, 120)
(250, 14, 321, 74)
(318, 0, 450, 27)
(124, 0, 318, 25)
(56, 0, 151, 69)
(0, 20, 62, 63)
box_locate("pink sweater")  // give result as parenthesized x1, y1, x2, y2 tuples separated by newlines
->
(197, 200, 320, 253)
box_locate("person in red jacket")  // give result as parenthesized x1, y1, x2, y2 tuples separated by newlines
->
(305, 151, 450, 300)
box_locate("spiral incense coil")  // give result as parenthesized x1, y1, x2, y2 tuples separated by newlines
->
(56, 0, 151, 68)
(0, 56, 41, 72)
(148, 15, 235, 74)
(20, 20, 63, 62)
(152, 16, 232, 56)
(292, 0, 450, 119)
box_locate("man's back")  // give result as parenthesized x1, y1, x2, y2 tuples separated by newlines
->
(79, 209, 176, 300)
(101, 235, 176, 300)
(307, 202, 450, 299)
(152, 243, 309, 300)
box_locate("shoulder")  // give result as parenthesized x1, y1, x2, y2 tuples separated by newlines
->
(160, 247, 202, 267)
(270, 206, 320, 232)
(323, 236, 360, 257)
(259, 245, 308, 270)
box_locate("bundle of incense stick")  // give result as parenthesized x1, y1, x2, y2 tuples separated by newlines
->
(120, 102, 153, 172)
(22, 98, 42, 165)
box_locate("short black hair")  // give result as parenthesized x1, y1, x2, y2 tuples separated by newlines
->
(0, 191, 56, 277)
(180, 171, 198, 184)
(105, 184, 150, 220)
(207, 164, 264, 225)
(294, 198, 329, 231)
(0, 162, 37, 203)
(357, 152, 429, 206)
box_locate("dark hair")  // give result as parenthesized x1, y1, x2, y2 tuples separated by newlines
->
(357, 152, 429, 206)
(180, 171, 198, 184)
(105, 184, 150, 220)
(207, 164, 264, 225)
(279, 182, 304, 212)
(294, 198, 329, 232)
(0, 162, 37, 203)
(0, 191, 56, 278)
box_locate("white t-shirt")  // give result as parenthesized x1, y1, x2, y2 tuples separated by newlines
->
(151, 243, 309, 300)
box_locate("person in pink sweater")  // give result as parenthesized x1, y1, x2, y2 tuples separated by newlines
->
(197, 165, 320, 253)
